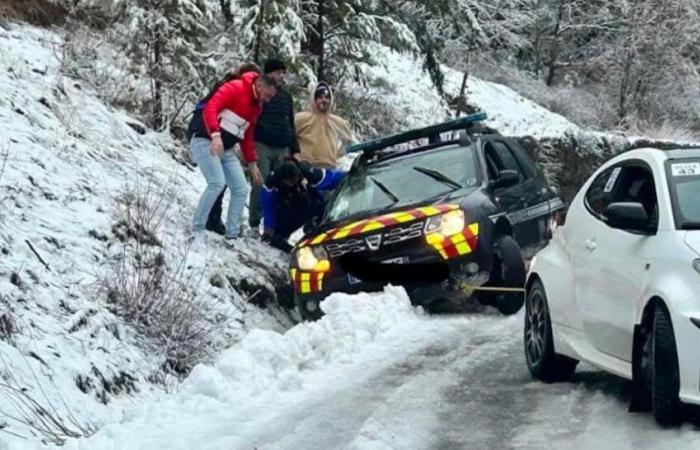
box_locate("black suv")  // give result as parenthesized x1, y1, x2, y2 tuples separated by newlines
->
(288, 114, 564, 320)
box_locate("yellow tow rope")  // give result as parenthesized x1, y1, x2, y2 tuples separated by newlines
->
(459, 283, 526, 294)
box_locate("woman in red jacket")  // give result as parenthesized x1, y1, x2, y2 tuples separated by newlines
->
(186, 71, 278, 246)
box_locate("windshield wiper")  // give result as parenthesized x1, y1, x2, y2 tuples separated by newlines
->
(412, 166, 462, 190)
(370, 176, 399, 204)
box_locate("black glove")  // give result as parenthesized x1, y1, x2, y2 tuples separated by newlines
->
(262, 234, 293, 253)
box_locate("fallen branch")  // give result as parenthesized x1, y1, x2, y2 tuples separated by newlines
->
(24, 240, 50, 272)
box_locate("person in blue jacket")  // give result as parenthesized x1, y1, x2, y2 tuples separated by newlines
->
(261, 159, 345, 253)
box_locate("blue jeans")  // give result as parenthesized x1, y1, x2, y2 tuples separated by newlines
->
(190, 137, 247, 238)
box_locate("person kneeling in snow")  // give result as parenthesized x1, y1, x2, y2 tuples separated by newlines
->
(261, 159, 345, 253)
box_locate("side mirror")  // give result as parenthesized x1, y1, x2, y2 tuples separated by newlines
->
(605, 202, 650, 233)
(490, 169, 519, 189)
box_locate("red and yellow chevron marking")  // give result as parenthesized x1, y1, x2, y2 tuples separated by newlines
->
(299, 204, 460, 248)
(289, 268, 325, 294)
(426, 223, 479, 259)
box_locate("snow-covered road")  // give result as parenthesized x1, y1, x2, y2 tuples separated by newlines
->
(51, 286, 700, 450)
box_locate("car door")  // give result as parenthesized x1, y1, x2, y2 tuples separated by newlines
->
(576, 161, 658, 361)
(485, 139, 541, 250)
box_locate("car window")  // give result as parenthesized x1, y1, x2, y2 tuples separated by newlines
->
(585, 167, 617, 217)
(326, 145, 480, 222)
(585, 163, 658, 229)
(506, 141, 537, 179)
(491, 142, 526, 181)
(666, 158, 700, 229)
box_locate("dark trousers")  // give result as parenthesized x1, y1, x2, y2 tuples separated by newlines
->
(276, 199, 326, 239)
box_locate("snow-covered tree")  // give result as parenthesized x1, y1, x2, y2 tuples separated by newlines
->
(114, 0, 214, 130)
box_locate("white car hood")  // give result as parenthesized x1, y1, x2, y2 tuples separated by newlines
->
(684, 231, 700, 257)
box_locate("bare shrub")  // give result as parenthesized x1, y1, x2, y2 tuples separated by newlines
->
(102, 180, 223, 374)
(0, 356, 92, 445)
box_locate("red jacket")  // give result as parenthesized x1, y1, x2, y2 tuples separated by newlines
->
(202, 71, 261, 164)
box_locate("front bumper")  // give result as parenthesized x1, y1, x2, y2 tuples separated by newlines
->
(291, 249, 493, 310)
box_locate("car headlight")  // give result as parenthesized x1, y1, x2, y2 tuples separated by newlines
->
(425, 210, 465, 237)
(693, 259, 700, 275)
(297, 246, 330, 272)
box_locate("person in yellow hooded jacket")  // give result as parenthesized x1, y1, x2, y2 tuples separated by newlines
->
(293, 82, 356, 169)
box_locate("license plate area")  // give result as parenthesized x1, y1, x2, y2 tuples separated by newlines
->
(347, 256, 409, 284)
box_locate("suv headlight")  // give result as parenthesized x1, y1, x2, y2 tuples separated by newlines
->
(297, 246, 330, 272)
(693, 259, 700, 274)
(425, 210, 465, 237)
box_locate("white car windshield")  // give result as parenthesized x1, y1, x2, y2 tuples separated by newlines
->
(326, 144, 480, 223)
(667, 157, 700, 229)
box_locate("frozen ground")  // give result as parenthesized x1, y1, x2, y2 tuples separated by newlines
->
(38, 286, 700, 450)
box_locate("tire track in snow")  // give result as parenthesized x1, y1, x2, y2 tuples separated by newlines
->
(240, 312, 519, 450)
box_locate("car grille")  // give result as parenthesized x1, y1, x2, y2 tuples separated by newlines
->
(325, 220, 425, 258)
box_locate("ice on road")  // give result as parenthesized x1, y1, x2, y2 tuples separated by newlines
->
(56, 287, 700, 450)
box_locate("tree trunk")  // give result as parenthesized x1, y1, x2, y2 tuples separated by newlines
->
(253, 0, 265, 63)
(153, 34, 164, 130)
(456, 72, 468, 117)
(545, 0, 566, 87)
(219, 0, 232, 25)
(316, 0, 325, 80)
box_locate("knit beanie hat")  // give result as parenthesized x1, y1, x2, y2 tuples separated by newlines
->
(264, 58, 287, 74)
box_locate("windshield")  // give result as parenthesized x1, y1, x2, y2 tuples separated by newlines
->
(326, 144, 480, 222)
(666, 158, 700, 229)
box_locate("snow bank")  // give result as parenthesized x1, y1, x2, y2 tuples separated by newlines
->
(0, 23, 294, 448)
(57, 286, 425, 449)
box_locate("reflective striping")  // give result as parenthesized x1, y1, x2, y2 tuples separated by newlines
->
(300, 204, 461, 248)
(426, 222, 480, 260)
(311, 233, 328, 245)
(361, 222, 384, 233)
(290, 269, 326, 294)
(419, 206, 441, 216)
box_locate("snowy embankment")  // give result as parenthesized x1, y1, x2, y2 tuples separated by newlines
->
(0, 24, 295, 447)
(55, 286, 458, 450)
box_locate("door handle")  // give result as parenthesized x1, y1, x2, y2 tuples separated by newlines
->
(585, 238, 597, 252)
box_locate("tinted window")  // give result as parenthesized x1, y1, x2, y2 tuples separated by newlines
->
(584, 167, 617, 217)
(585, 163, 658, 229)
(492, 142, 525, 180)
(326, 145, 480, 222)
(666, 158, 700, 229)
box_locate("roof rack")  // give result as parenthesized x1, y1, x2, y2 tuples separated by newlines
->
(346, 112, 487, 155)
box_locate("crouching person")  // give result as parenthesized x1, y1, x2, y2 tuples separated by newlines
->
(261, 159, 345, 253)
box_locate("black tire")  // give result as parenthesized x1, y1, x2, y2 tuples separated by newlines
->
(651, 306, 682, 426)
(295, 294, 323, 322)
(524, 280, 578, 382)
(493, 235, 526, 315)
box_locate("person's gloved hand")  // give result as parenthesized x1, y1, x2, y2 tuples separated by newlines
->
(262, 233, 293, 253)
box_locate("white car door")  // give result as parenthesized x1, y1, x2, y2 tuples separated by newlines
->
(579, 162, 658, 361)
(566, 166, 619, 333)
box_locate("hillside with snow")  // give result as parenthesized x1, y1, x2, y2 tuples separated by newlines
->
(2, 19, 699, 450)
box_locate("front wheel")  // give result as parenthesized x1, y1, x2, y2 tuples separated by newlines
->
(493, 235, 526, 315)
(650, 306, 682, 426)
(524, 280, 578, 382)
(295, 294, 323, 322)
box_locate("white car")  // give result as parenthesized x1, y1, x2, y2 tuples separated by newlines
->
(524, 147, 700, 426)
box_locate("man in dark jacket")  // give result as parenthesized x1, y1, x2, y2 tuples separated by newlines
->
(206, 58, 299, 236)
(261, 159, 345, 253)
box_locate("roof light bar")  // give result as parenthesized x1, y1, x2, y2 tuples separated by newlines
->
(346, 112, 487, 154)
